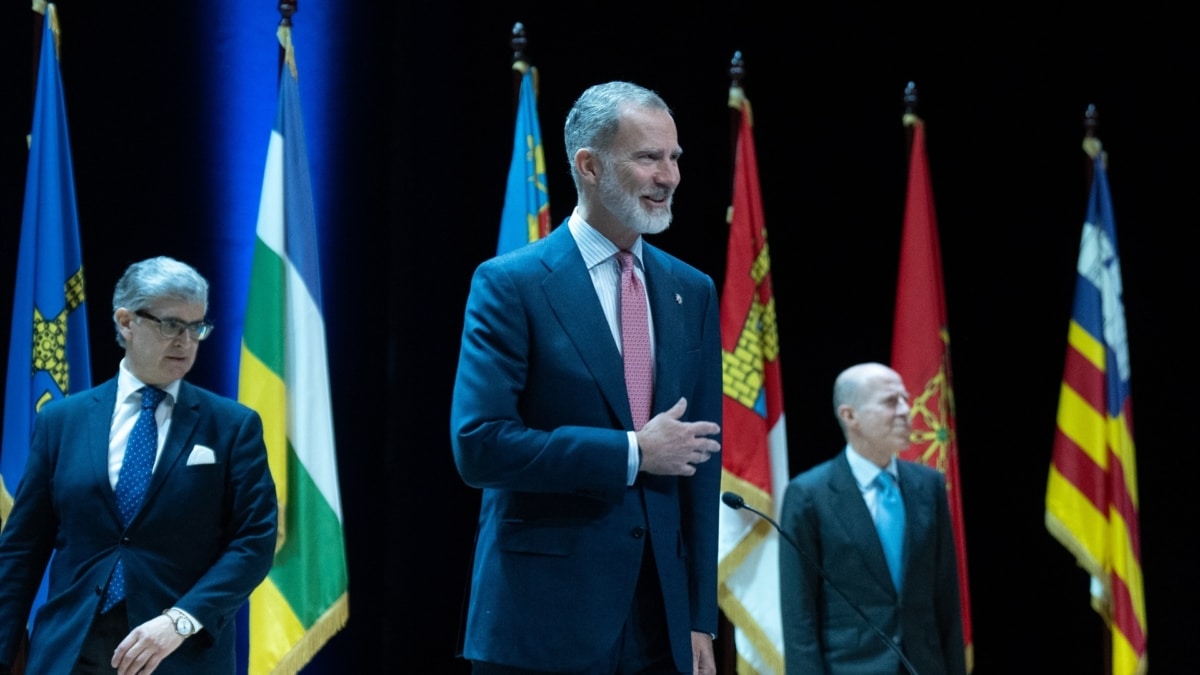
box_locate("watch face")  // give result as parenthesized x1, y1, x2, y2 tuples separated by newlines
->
(176, 616, 194, 636)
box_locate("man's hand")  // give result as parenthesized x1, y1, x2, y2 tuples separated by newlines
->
(111, 615, 185, 675)
(691, 631, 716, 675)
(636, 398, 720, 476)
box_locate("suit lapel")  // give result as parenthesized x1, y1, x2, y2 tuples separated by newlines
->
(142, 381, 200, 508)
(87, 379, 122, 522)
(642, 244, 684, 417)
(896, 461, 932, 591)
(540, 226, 633, 429)
(828, 453, 897, 595)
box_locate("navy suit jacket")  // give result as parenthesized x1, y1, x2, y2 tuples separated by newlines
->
(0, 377, 277, 674)
(451, 224, 722, 672)
(779, 452, 965, 675)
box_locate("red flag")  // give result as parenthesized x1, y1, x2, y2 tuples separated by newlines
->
(717, 89, 788, 675)
(889, 117, 974, 670)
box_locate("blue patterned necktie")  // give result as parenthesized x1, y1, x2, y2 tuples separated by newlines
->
(874, 470, 906, 594)
(102, 386, 166, 612)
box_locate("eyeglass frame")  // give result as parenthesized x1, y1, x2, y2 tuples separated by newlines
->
(134, 309, 215, 341)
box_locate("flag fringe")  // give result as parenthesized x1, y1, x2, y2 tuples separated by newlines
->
(265, 593, 349, 674)
(717, 517, 772, 580)
(717, 582, 784, 674)
(720, 470, 773, 518)
(0, 476, 12, 530)
(1045, 505, 1106, 588)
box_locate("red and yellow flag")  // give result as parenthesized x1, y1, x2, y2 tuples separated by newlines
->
(716, 87, 789, 675)
(889, 116, 974, 670)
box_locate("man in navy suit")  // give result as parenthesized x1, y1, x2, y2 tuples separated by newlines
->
(779, 363, 965, 674)
(451, 81, 722, 674)
(0, 257, 277, 674)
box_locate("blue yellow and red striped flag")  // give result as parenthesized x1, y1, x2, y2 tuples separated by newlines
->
(1045, 141, 1147, 675)
(238, 26, 348, 674)
(496, 61, 549, 255)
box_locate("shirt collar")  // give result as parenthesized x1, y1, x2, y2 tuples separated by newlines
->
(568, 207, 644, 270)
(845, 444, 898, 490)
(116, 358, 182, 405)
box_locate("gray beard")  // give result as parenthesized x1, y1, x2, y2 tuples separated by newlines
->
(598, 165, 673, 235)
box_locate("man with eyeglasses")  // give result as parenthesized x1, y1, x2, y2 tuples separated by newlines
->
(0, 256, 277, 674)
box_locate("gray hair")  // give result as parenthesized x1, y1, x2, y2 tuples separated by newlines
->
(563, 81, 671, 190)
(112, 256, 209, 347)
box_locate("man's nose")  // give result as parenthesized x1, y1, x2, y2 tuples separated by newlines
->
(655, 160, 679, 188)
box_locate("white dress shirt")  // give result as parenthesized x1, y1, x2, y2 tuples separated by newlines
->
(567, 209, 655, 485)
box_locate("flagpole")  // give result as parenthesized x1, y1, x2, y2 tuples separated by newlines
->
(902, 80, 920, 137)
(279, 0, 296, 80)
(1081, 103, 1112, 675)
(511, 22, 529, 114)
(715, 53, 744, 675)
(31, 3, 45, 104)
(1083, 103, 1100, 181)
(728, 51, 745, 166)
(717, 53, 744, 675)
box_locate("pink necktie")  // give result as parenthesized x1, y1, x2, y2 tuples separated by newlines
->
(619, 250, 652, 430)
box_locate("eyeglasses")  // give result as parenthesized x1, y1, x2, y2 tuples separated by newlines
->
(135, 310, 214, 341)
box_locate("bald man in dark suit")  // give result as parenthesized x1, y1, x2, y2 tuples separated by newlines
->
(780, 363, 965, 674)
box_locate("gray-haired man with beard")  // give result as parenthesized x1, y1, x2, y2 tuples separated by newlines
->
(452, 82, 723, 674)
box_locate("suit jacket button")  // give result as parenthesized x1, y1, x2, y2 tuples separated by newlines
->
(121, 537, 131, 544)
(630, 527, 645, 539)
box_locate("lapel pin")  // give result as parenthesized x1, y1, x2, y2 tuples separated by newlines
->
(674, 293, 682, 305)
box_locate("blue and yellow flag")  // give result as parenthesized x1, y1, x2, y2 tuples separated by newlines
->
(496, 64, 549, 255)
(1046, 145, 1147, 675)
(2, 3, 92, 522)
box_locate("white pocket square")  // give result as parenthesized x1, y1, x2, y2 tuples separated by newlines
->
(186, 445, 216, 466)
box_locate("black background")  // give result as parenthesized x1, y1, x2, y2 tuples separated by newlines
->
(6, 1, 1200, 672)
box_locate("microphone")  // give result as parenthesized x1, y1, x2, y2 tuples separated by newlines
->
(720, 491, 746, 510)
(721, 491, 920, 675)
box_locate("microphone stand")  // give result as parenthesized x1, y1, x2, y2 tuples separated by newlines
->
(721, 491, 920, 675)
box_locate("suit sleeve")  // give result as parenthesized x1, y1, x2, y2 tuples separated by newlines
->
(0, 409, 60, 664)
(450, 259, 630, 495)
(176, 408, 277, 635)
(684, 276, 722, 634)
(779, 476, 828, 675)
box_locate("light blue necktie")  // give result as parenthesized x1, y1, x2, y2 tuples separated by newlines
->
(874, 471, 906, 593)
(102, 386, 166, 613)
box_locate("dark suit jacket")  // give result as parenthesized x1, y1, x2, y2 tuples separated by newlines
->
(0, 377, 277, 674)
(450, 224, 722, 672)
(779, 451, 965, 675)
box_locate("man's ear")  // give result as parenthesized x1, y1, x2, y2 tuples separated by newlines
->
(837, 404, 855, 428)
(114, 308, 134, 340)
(574, 148, 600, 186)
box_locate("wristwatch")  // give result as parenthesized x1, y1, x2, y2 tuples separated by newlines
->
(162, 608, 197, 638)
